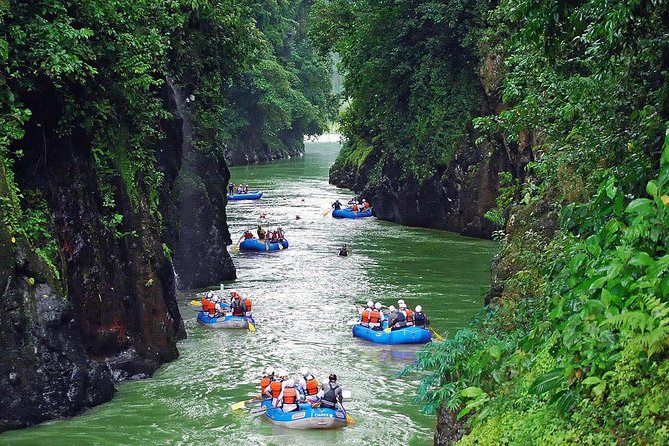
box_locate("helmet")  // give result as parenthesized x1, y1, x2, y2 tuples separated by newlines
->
(328, 373, 337, 382)
(362, 199, 366, 202)
(389, 305, 396, 312)
(300, 367, 310, 376)
(366, 300, 374, 308)
(397, 299, 405, 305)
(265, 366, 275, 376)
(375, 302, 382, 310)
(399, 303, 407, 309)
(213, 296, 220, 303)
(278, 369, 288, 378)
(231, 290, 241, 298)
(285, 378, 295, 387)
(207, 291, 214, 298)
(416, 305, 422, 312)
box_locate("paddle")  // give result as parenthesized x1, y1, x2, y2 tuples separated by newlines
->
(189, 300, 200, 307)
(231, 397, 258, 411)
(429, 326, 445, 341)
(339, 400, 355, 425)
(247, 318, 256, 332)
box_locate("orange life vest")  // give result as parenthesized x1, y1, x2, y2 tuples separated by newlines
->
(352, 204, 359, 212)
(244, 298, 252, 312)
(370, 309, 382, 323)
(201, 298, 215, 315)
(406, 309, 414, 323)
(364, 202, 370, 209)
(361, 308, 372, 323)
(270, 381, 283, 398)
(305, 377, 319, 396)
(283, 387, 297, 404)
(260, 376, 271, 396)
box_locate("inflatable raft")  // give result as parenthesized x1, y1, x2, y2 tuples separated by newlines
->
(351, 323, 431, 344)
(332, 208, 373, 219)
(227, 191, 263, 201)
(197, 311, 250, 329)
(239, 238, 289, 252)
(260, 400, 347, 430)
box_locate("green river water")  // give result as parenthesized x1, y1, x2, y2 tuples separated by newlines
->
(1, 142, 495, 446)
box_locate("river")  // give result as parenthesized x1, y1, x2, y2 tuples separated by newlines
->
(1, 142, 495, 446)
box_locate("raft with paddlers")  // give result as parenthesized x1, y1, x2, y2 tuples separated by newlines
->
(332, 207, 373, 219)
(197, 311, 252, 329)
(227, 191, 263, 201)
(259, 399, 348, 430)
(351, 323, 431, 344)
(239, 238, 289, 252)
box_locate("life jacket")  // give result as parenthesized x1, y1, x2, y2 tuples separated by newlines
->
(405, 309, 414, 324)
(321, 382, 340, 408)
(304, 376, 319, 396)
(244, 298, 252, 312)
(231, 299, 245, 316)
(361, 308, 372, 323)
(414, 312, 426, 326)
(270, 380, 283, 398)
(201, 298, 215, 316)
(282, 387, 297, 404)
(364, 202, 370, 209)
(352, 204, 359, 212)
(260, 376, 272, 397)
(370, 309, 382, 323)
(393, 311, 407, 329)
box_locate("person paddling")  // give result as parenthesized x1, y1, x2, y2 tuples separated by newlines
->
(318, 374, 344, 410)
(260, 367, 275, 400)
(338, 244, 349, 256)
(414, 305, 430, 327)
(278, 379, 300, 412)
(332, 200, 342, 211)
(298, 368, 320, 402)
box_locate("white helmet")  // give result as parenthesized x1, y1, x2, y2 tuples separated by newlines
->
(416, 305, 422, 312)
(300, 367, 310, 376)
(285, 378, 295, 387)
(366, 300, 374, 308)
(389, 305, 396, 312)
(213, 296, 220, 303)
(207, 291, 214, 298)
(375, 302, 382, 310)
(265, 366, 275, 376)
(278, 369, 288, 378)
(397, 299, 405, 305)
(399, 303, 407, 309)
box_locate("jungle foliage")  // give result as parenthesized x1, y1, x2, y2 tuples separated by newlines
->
(0, 0, 331, 276)
(311, 0, 669, 443)
(310, 0, 491, 183)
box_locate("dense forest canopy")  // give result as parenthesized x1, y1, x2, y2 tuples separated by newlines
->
(312, 0, 669, 443)
(0, 0, 332, 274)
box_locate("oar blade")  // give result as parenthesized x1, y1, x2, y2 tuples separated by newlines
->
(346, 414, 355, 425)
(248, 321, 256, 332)
(231, 401, 246, 411)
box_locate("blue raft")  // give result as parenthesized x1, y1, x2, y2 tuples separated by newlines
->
(196, 311, 250, 329)
(332, 208, 373, 219)
(227, 191, 263, 201)
(239, 238, 289, 252)
(352, 323, 431, 344)
(260, 400, 347, 430)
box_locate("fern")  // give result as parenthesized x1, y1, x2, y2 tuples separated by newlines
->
(528, 369, 565, 395)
